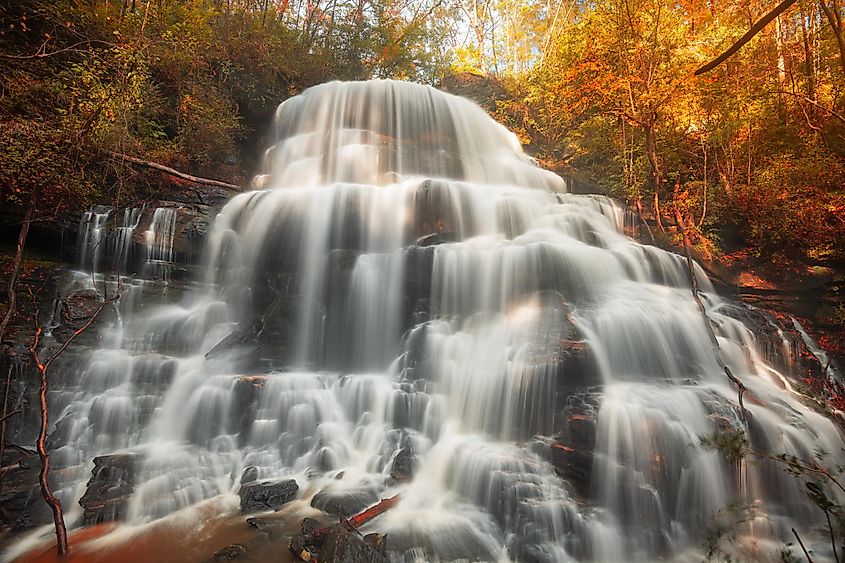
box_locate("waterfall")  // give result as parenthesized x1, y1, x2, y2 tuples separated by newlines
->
(77, 207, 111, 274)
(42, 80, 845, 561)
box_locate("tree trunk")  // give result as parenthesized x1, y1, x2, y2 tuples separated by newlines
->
(644, 123, 666, 232)
(775, 15, 787, 122)
(672, 204, 748, 416)
(28, 284, 116, 556)
(799, 0, 817, 101)
(820, 0, 845, 79)
(31, 325, 69, 556)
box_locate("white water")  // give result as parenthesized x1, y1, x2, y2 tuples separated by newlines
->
(41, 80, 845, 561)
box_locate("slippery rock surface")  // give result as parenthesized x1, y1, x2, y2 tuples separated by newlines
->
(78, 453, 141, 524)
(238, 479, 298, 513)
(311, 486, 381, 518)
(0, 447, 52, 532)
(319, 526, 388, 563)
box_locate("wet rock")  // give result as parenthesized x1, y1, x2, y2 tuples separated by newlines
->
(543, 392, 601, 496)
(208, 544, 248, 561)
(205, 328, 260, 369)
(130, 354, 177, 390)
(239, 479, 298, 513)
(245, 516, 273, 534)
(319, 525, 388, 563)
(50, 286, 112, 346)
(130, 205, 213, 265)
(412, 179, 470, 239)
(0, 446, 52, 532)
(240, 465, 259, 485)
(166, 184, 235, 208)
(78, 452, 141, 524)
(252, 290, 298, 367)
(363, 532, 387, 550)
(61, 289, 105, 324)
(298, 517, 320, 537)
(416, 232, 457, 247)
(232, 376, 270, 443)
(404, 245, 434, 289)
(311, 487, 380, 517)
(389, 447, 415, 482)
(556, 339, 598, 395)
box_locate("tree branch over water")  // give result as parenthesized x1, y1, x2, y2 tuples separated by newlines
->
(107, 152, 242, 192)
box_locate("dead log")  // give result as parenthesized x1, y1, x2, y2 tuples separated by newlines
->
(107, 152, 242, 192)
(694, 0, 798, 75)
(289, 495, 400, 562)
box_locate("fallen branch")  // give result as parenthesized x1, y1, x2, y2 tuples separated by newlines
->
(290, 495, 400, 561)
(695, 0, 798, 75)
(672, 205, 749, 418)
(107, 152, 242, 192)
(792, 527, 815, 562)
(0, 39, 118, 60)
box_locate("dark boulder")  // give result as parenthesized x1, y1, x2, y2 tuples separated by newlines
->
(540, 391, 601, 496)
(311, 487, 380, 518)
(166, 184, 234, 208)
(411, 179, 470, 239)
(208, 544, 248, 561)
(389, 447, 415, 482)
(240, 465, 259, 485)
(231, 375, 270, 443)
(319, 525, 388, 563)
(239, 479, 298, 513)
(78, 452, 141, 524)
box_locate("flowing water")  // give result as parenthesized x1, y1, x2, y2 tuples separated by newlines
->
(20, 80, 845, 562)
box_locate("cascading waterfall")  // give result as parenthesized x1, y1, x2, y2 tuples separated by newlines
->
(77, 207, 111, 273)
(38, 80, 845, 561)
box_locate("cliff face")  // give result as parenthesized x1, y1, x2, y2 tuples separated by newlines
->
(712, 251, 845, 390)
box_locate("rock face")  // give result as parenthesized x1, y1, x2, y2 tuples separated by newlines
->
(0, 447, 52, 532)
(319, 526, 388, 563)
(389, 447, 414, 482)
(78, 453, 140, 524)
(546, 392, 601, 496)
(238, 479, 298, 513)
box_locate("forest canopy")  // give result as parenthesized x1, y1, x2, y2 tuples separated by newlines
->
(1, 0, 844, 261)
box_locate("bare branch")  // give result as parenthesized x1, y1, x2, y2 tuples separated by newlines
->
(672, 204, 750, 416)
(0, 39, 117, 60)
(694, 0, 799, 75)
(108, 152, 242, 191)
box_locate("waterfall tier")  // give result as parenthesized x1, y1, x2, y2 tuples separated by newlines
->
(41, 80, 845, 562)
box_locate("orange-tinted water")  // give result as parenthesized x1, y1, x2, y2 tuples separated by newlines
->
(12, 498, 313, 563)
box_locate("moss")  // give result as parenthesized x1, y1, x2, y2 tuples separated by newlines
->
(699, 428, 749, 462)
